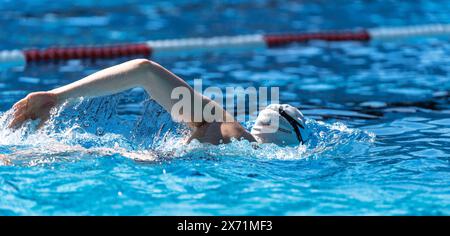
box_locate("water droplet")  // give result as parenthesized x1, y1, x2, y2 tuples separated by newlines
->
(96, 127, 104, 136)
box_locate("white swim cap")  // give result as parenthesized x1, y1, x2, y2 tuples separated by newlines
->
(251, 104, 309, 146)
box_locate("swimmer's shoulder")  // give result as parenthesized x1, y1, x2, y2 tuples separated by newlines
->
(188, 121, 256, 145)
(220, 121, 256, 143)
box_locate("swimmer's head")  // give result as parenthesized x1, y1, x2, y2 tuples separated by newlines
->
(251, 104, 309, 146)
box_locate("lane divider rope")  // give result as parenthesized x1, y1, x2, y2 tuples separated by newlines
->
(1, 24, 449, 69)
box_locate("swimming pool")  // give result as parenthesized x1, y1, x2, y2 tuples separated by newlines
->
(1, 0, 450, 215)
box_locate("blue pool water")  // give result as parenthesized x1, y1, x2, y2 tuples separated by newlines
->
(1, 0, 450, 215)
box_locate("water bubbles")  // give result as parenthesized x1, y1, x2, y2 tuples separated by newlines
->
(96, 127, 104, 136)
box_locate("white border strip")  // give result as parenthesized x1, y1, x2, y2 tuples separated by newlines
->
(369, 24, 450, 40)
(147, 34, 265, 55)
(0, 50, 26, 70)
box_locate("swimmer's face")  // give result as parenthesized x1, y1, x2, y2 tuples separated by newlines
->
(251, 104, 308, 146)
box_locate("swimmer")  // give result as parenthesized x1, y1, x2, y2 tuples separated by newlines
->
(8, 59, 308, 146)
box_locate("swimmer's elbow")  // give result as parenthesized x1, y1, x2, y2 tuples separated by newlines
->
(131, 58, 161, 73)
(126, 59, 164, 86)
(132, 58, 152, 67)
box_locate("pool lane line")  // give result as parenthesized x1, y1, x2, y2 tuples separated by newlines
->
(1, 24, 449, 70)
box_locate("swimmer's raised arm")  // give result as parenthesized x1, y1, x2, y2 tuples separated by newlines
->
(51, 59, 218, 125)
(9, 59, 221, 128)
(9, 59, 254, 145)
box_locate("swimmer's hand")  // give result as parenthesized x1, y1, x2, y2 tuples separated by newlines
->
(8, 92, 58, 129)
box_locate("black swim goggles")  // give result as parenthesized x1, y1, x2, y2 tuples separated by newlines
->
(278, 107, 305, 144)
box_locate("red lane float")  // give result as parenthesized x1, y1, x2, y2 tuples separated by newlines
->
(24, 43, 151, 62)
(264, 30, 370, 47)
(0, 24, 449, 69)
